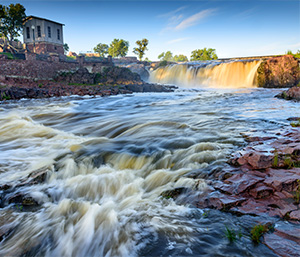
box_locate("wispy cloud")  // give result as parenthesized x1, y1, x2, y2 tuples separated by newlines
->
(166, 37, 191, 45)
(175, 8, 217, 31)
(234, 7, 257, 20)
(158, 6, 187, 19)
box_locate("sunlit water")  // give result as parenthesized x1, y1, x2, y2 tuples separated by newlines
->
(0, 88, 299, 256)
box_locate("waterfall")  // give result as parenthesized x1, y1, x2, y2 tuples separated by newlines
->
(149, 60, 262, 88)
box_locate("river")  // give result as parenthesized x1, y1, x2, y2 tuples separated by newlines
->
(0, 63, 299, 256)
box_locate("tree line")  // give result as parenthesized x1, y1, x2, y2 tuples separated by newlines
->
(157, 48, 218, 62)
(93, 38, 149, 61)
(94, 39, 218, 62)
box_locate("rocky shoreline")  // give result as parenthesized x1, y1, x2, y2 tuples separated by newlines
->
(0, 67, 177, 101)
(193, 125, 300, 256)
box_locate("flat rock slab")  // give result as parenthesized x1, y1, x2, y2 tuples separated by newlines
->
(264, 168, 300, 192)
(197, 127, 300, 221)
(264, 233, 300, 257)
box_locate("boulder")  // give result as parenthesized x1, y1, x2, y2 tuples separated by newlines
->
(257, 55, 300, 88)
(276, 86, 300, 101)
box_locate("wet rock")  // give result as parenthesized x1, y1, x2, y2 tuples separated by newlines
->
(249, 183, 274, 199)
(276, 86, 300, 101)
(289, 210, 300, 220)
(197, 127, 300, 221)
(7, 194, 39, 209)
(264, 232, 300, 257)
(264, 168, 300, 192)
(197, 191, 246, 210)
(161, 187, 187, 199)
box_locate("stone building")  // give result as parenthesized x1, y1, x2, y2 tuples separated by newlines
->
(23, 16, 64, 55)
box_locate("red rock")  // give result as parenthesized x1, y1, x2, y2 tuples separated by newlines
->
(225, 173, 264, 194)
(249, 183, 274, 199)
(231, 199, 273, 216)
(264, 233, 300, 257)
(274, 225, 300, 243)
(264, 169, 300, 191)
(257, 55, 300, 88)
(290, 210, 300, 220)
(201, 191, 246, 210)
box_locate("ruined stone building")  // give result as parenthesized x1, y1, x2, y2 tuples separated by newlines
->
(23, 16, 64, 55)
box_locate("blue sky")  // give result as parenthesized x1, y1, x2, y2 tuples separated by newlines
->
(4, 0, 300, 60)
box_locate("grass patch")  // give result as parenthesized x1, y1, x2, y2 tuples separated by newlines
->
(224, 226, 242, 242)
(1, 92, 10, 100)
(272, 150, 279, 167)
(0, 52, 14, 59)
(293, 179, 300, 204)
(291, 119, 300, 127)
(251, 224, 271, 244)
(66, 56, 76, 60)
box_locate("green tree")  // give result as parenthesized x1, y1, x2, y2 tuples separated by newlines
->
(94, 43, 108, 57)
(0, 3, 26, 43)
(158, 51, 173, 61)
(133, 38, 148, 61)
(295, 50, 300, 59)
(63, 43, 69, 54)
(190, 48, 218, 61)
(173, 54, 188, 62)
(285, 49, 300, 59)
(108, 39, 129, 58)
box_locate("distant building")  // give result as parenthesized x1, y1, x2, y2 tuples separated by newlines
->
(23, 16, 64, 55)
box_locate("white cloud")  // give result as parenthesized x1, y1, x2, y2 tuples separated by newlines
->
(175, 9, 217, 31)
(158, 6, 187, 19)
(166, 37, 191, 45)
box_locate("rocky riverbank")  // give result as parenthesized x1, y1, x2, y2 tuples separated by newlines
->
(257, 55, 300, 88)
(0, 67, 177, 101)
(193, 125, 300, 256)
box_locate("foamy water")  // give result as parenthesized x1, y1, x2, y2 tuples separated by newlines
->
(0, 89, 298, 256)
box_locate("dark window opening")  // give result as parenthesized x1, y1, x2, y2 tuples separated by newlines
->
(26, 27, 30, 39)
(37, 26, 41, 37)
(57, 29, 60, 40)
(48, 26, 51, 38)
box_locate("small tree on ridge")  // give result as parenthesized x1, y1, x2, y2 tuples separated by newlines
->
(133, 38, 148, 61)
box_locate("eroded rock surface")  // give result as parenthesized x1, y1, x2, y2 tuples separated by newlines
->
(257, 55, 300, 88)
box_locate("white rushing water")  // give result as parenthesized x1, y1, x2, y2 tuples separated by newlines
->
(149, 60, 262, 88)
(0, 89, 299, 256)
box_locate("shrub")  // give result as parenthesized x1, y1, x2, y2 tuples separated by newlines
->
(251, 224, 269, 244)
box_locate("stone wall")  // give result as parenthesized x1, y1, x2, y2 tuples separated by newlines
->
(26, 42, 64, 55)
(0, 58, 113, 83)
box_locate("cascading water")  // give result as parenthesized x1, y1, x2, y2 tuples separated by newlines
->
(149, 60, 262, 88)
(0, 88, 298, 255)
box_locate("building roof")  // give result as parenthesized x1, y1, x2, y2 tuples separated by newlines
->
(23, 16, 65, 26)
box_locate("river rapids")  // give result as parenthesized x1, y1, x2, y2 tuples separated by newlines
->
(0, 64, 299, 256)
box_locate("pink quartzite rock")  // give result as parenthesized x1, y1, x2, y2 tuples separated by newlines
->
(289, 210, 300, 220)
(264, 168, 300, 192)
(257, 55, 300, 88)
(225, 173, 264, 194)
(264, 233, 300, 257)
(197, 127, 300, 222)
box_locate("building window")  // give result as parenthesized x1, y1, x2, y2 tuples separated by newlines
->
(57, 29, 60, 40)
(26, 27, 30, 39)
(37, 26, 41, 37)
(48, 26, 51, 38)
